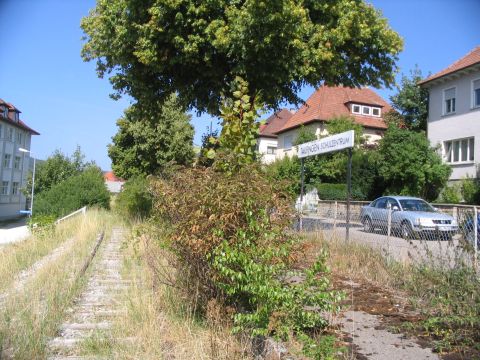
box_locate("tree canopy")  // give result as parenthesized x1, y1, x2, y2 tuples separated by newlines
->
(108, 94, 195, 179)
(389, 66, 429, 131)
(30, 146, 95, 195)
(377, 126, 451, 200)
(81, 0, 403, 114)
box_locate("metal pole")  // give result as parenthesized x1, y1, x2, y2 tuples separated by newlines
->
(474, 206, 478, 269)
(346, 148, 352, 242)
(387, 203, 392, 256)
(299, 158, 305, 231)
(30, 156, 36, 217)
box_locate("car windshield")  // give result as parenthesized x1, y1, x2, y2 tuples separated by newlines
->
(399, 199, 435, 212)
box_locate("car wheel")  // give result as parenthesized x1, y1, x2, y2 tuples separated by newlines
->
(401, 222, 413, 240)
(363, 217, 373, 233)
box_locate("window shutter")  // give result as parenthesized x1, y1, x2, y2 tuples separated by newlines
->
(445, 88, 455, 100)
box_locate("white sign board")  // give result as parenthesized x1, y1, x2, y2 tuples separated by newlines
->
(298, 130, 354, 158)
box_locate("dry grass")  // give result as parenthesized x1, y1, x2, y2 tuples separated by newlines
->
(0, 213, 93, 292)
(0, 209, 116, 359)
(304, 233, 407, 289)
(80, 228, 254, 360)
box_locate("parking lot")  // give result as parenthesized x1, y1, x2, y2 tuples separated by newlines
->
(301, 215, 473, 267)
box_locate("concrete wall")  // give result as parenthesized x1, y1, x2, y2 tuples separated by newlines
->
(427, 70, 480, 180)
(257, 137, 278, 164)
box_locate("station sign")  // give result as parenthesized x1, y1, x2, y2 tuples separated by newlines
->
(298, 130, 354, 158)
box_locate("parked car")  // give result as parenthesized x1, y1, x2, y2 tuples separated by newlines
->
(360, 196, 459, 240)
(463, 213, 480, 246)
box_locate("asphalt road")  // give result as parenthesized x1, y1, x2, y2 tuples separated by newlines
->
(0, 217, 30, 245)
(301, 216, 471, 267)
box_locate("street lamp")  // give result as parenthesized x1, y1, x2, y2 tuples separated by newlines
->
(18, 148, 35, 216)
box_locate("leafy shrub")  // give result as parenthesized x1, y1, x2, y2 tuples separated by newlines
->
(316, 183, 366, 201)
(439, 184, 461, 204)
(461, 176, 480, 205)
(264, 156, 300, 197)
(28, 214, 56, 232)
(150, 165, 342, 354)
(115, 176, 152, 220)
(34, 167, 110, 217)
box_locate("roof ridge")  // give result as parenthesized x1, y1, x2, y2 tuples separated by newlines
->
(420, 45, 480, 84)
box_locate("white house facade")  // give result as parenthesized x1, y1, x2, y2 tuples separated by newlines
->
(257, 109, 294, 164)
(275, 86, 390, 159)
(0, 99, 39, 219)
(419, 46, 480, 181)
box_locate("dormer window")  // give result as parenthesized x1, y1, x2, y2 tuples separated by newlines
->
(351, 104, 381, 117)
(1, 106, 7, 118)
(14, 112, 19, 122)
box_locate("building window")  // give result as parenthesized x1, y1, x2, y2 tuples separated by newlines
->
(266, 146, 277, 155)
(372, 107, 381, 117)
(16, 131, 22, 144)
(8, 127, 13, 141)
(12, 182, 19, 195)
(13, 112, 19, 122)
(362, 106, 371, 115)
(0, 124, 2, 138)
(3, 154, 11, 168)
(1, 181, 9, 195)
(352, 104, 361, 114)
(1, 106, 7, 118)
(284, 135, 293, 150)
(14, 156, 21, 170)
(444, 137, 474, 163)
(444, 87, 456, 114)
(473, 79, 480, 108)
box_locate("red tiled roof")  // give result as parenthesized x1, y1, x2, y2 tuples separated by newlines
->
(278, 86, 390, 133)
(259, 108, 294, 138)
(0, 98, 40, 135)
(419, 46, 480, 85)
(103, 171, 124, 182)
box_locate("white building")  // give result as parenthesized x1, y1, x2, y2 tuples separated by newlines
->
(0, 99, 39, 219)
(257, 109, 294, 164)
(275, 86, 390, 159)
(419, 46, 480, 181)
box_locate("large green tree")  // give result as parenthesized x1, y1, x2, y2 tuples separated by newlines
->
(377, 126, 451, 200)
(389, 66, 429, 132)
(81, 0, 403, 114)
(29, 146, 94, 195)
(108, 94, 195, 179)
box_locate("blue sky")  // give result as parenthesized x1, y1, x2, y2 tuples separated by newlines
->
(0, 0, 478, 170)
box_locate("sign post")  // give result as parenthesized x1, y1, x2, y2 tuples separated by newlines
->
(298, 130, 355, 242)
(299, 158, 305, 231)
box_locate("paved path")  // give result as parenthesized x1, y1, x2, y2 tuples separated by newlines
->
(338, 310, 439, 360)
(0, 218, 30, 245)
(47, 226, 128, 359)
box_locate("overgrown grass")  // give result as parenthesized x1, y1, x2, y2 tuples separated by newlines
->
(79, 225, 254, 359)
(0, 213, 90, 293)
(306, 233, 480, 356)
(0, 209, 115, 358)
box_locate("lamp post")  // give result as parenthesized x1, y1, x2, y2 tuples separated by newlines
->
(19, 148, 35, 216)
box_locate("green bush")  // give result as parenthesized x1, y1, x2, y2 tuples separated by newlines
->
(34, 167, 110, 217)
(150, 165, 343, 355)
(28, 214, 56, 232)
(264, 156, 300, 197)
(115, 177, 152, 219)
(461, 176, 480, 205)
(439, 184, 461, 204)
(316, 183, 366, 201)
